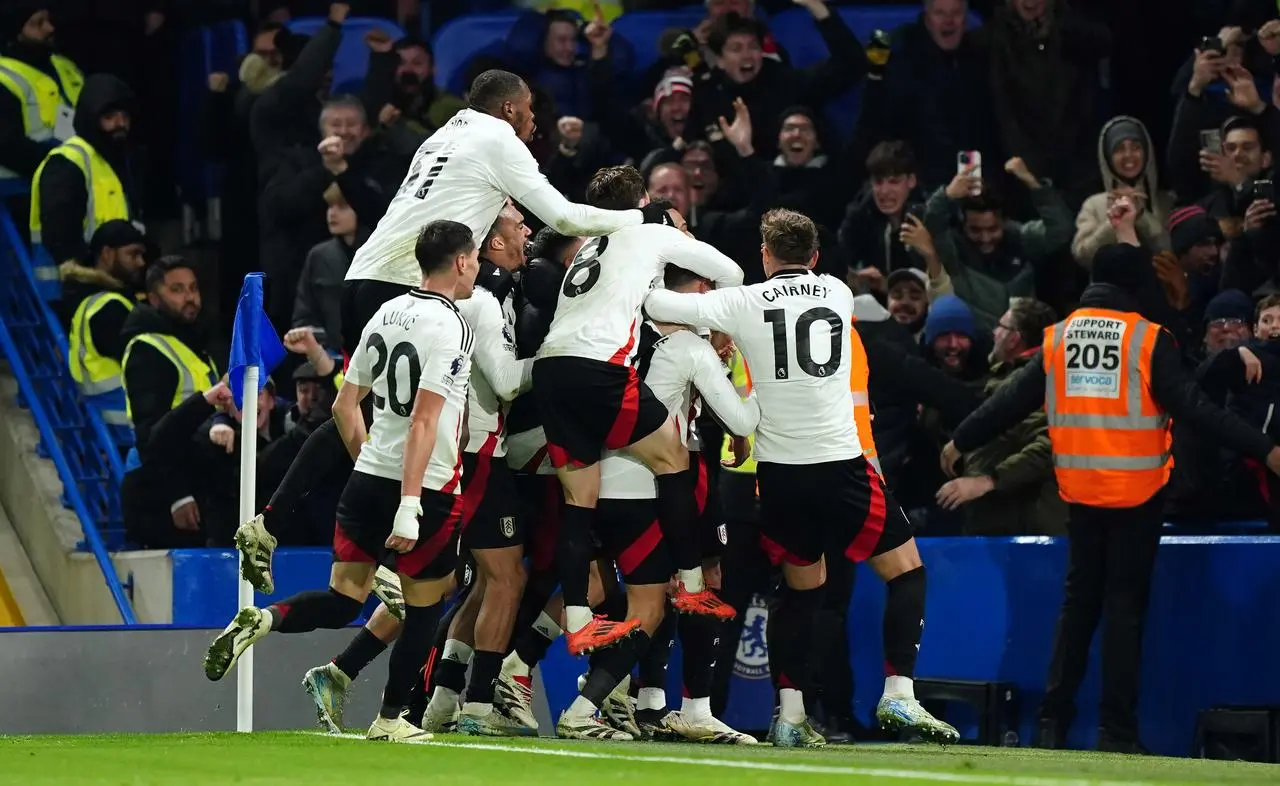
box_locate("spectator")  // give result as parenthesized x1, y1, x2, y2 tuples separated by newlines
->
(250, 2, 346, 171)
(200, 381, 286, 545)
(364, 34, 466, 157)
(886, 268, 932, 338)
(693, 0, 788, 70)
(840, 140, 929, 295)
(1073, 116, 1173, 266)
(30, 74, 139, 292)
(1219, 174, 1280, 294)
(923, 294, 989, 384)
(936, 297, 1067, 536)
(691, 4, 866, 160)
(1167, 205, 1224, 317)
(259, 94, 406, 330)
(770, 106, 847, 257)
(1202, 288, 1255, 356)
(925, 157, 1073, 330)
(863, 0, 997, 191)
(975, 0, 1110, 208)
(120, 256, 221, 548)
(546, 113, 614, 202)
(293, 183, 367, 351)
(0, 2, 83, 181)
(64, 220, 146, 445)
(520, 9, 595, 121)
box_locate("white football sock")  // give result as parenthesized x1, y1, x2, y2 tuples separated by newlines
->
(442, 639, 474, 665)
(533, 610, 563, 640)
(884, 675, 915, 699)
(682, 695, 712, 722)
(677, 568, 705, 593)
(501, 650, 531, 679)
(566, 694, 598, 719)
(779, 688, 806, 725)
(637, 687, 667, 712)
(565, 606, 593, 633)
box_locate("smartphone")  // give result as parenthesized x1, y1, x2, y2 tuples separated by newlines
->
(906, 203, 926, 222)
(1253, 179, 1274, 203)
(957, 150, 982, 196)
(1200, 35, 1226, 55)
(1199, 128, 1223, 153)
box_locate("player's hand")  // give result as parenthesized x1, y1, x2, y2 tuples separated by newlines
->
(387, 496, 421, 553)
(936, 475, 994, 511)
(207, 72, 230, 93)
(318, 135, 347, 174)
(940, 440, 961, 477)
(209, 423, 237, 454)
(899, 214, 935, 257)
(710, 331, 734, 361)
(722, 435, 751, 468)
(945, 166, 981, 200)
(641, 201, 676, 225)
(1240, 346, 1264, 384)
(172, 500, 201, 532)
(204, 381, 234, 411)
(365, 29, 394, 53)
(717, 98, 753, 157)
(284, 326, 322, 355)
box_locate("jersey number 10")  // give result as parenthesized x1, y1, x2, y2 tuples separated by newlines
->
(365, 333, 422, 416)
(763, 307, 844, 379)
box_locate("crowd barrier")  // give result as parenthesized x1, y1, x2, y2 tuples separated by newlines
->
(169, 535, 1280, 756)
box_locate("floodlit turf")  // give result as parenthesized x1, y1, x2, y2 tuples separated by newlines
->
(0, 731, 1276, 785)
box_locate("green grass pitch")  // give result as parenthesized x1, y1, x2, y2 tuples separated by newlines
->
(0, 732, 1277, 785)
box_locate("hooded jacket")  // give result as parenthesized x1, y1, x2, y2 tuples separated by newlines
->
(951, 283, 1275, 482)
(292, 227, 371, 350)
(0, 1, 79, 178)
(35, 74, 139, 266)
(1072, 116, 1174, 266)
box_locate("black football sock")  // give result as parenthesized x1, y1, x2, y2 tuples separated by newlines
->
(510, 574, 557, 651)
(263, 418, 348, 526)
(332, 627, 389, 680)
(582, 632, 651, 708)
(637, 611, 677, 690)
(767, 585, 825, 699)
(513, 623, 557, 670)
(267, 588, 363, 633)
(464, 650, 504, 706)
(678, 608, 722, 700)
(586, 588, 631, 672)
(655, 472, 700, 574)
(381, 601, 444, 719)
(558, 504, 595, 613)
(424, 586, 468, 692)
(883, 566, 926, 679)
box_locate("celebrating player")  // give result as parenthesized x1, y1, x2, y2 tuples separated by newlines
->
(644, 209, 959, 747)
(234, 69, 662, 590)
(533, 166, 744, 656)
(203, 220, 480, 743)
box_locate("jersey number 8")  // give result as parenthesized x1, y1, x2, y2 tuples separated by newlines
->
(562, 237, 607, 298)
(365, 333, 422, 416)
(763, 307, 844, 379)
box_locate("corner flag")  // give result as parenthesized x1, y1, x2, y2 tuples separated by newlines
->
(228, 273, 286, 409)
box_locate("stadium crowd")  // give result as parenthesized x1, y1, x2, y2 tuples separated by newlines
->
(4, 0, 1280, 752)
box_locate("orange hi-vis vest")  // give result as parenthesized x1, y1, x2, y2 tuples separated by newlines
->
(1042, 307, 1172, 508)
(849, 326, 880, 474)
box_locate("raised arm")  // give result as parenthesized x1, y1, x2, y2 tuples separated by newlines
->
(656, 231, 745, 289)
(644, 286, 747, 335)
(495, 132, 642, 236)
(689, 339, 760, 437)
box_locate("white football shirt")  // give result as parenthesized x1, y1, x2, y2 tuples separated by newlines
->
(600, 327, 760, 500)
(345, 109, 644, 287)
(537, 224, 744, 365)
(644, 269, 862, 464)
(344, 290, 474, 492)
(455, 285, 531, 457)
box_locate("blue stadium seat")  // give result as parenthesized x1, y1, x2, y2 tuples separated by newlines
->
(286, 16, 406, 94)
(431, 12, 521, 95)
(610, 7, 706, 77)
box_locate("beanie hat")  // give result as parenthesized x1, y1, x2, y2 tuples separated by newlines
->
(653, 73, 693, 109)
(1204, 289, 1254, 324)
(1090, 243, 1147, 295)
(924, 295, 976, 346)
(2, 1, 46, 42)
(1168, 205, 1222, 255)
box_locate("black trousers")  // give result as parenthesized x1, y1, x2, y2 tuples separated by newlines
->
(1039, 492, 1164, 742)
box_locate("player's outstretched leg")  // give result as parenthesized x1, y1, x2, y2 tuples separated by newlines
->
(235, 418, 349, 593)
(870, 542, 958, 744)
(204, 585, 366, 681)
(303, 603, 403, 733)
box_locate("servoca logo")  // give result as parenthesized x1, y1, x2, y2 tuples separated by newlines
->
(733, 594, 770, 680)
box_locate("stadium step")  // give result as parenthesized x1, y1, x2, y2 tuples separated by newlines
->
(911, 679, 1020, 746)
(0, 482, 58, 626)
(1195, 706, 1280, 762)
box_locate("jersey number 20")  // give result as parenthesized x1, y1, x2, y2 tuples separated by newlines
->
(763, 308, 843, 379)
(365, 333, 422, 415)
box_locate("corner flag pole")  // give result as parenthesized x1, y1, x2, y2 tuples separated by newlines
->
(237, 364, 259, 733)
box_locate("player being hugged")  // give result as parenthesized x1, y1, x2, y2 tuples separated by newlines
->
(202, 220, 480, 744)
(532, 166, 745, 656)
(643, 209, 959, 747)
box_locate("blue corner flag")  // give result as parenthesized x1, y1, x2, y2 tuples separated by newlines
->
(228, 273, 286, 410)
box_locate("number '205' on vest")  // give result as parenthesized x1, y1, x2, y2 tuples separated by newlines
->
(1042, 307, 1172, 508)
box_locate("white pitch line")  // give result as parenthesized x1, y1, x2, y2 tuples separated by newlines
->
(301, 732, 1160, 786)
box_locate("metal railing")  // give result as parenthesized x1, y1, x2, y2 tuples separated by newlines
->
(0, 182, 135, 624)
